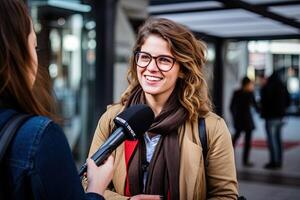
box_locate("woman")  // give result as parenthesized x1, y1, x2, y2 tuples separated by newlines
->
(230, 77, 258, 167)
(0, 0, 113, 199)
(261, 72, 290, 169)
(88, 18, 238, 200)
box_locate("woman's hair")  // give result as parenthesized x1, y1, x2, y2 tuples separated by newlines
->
(0, 0, 57, 119)
(121, 17, 212, 120)
(241, 76, 251, 87)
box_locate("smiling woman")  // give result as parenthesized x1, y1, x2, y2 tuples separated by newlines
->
(87, 17, 238, 200)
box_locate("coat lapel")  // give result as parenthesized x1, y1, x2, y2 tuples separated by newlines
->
(178, 122, 203, 200)
(113, 143, 127, 195)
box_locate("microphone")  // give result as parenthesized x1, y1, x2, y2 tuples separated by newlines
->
(78, 104, 154, 177)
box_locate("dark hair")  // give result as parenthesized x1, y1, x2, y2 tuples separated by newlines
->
(121, 17, 212, 120)
(241, 77, 251, 87)
(0, 0, 57, 120)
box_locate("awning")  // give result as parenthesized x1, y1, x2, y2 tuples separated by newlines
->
(149, 0, 300, 40)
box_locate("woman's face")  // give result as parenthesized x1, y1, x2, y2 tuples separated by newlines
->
(137, 34, 180, 101)
(245, 81, 254, 92)
(28, 25, 38, 86)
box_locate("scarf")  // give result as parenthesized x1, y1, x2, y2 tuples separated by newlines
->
(125, 86, 187, 200)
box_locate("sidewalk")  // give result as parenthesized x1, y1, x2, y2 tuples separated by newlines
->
(232, 112, 300, 200)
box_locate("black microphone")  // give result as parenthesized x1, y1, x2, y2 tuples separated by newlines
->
(78, 104, 154, 177)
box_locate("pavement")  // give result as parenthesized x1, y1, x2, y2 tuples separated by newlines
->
(231, 112, 300, 199)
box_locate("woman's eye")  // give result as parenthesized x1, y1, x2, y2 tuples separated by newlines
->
(140, 55, 150, 60)
(159, 57, 172, 63)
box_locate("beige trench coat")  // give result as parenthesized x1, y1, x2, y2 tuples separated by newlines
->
(88, 104, 238, 200)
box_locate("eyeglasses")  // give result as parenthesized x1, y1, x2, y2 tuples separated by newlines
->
(134, 51, 176, 72)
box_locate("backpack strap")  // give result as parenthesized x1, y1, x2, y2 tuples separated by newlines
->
(198, 117, 246, 200)
(198, 117, 207, 161)
(198, 117, 209, 198)
(0, 113, 31, 161)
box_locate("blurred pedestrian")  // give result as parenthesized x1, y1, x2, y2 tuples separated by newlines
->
(0, 0, 113, 199)
(261, 72, 291, 169)
(230, 77, 258, 167)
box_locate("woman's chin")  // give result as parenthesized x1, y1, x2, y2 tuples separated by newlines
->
(143, 88, 160, 96)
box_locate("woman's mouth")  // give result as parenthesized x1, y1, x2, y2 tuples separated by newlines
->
(144, 75, 163, 82)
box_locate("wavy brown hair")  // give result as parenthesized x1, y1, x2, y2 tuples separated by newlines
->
(121, 17, 213, 121)
(0, 0, 57, 120)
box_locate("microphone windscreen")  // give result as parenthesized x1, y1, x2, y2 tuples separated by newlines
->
(114, 104, 154, 139)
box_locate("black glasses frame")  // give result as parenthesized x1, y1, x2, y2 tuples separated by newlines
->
(134, 51, 176, 72)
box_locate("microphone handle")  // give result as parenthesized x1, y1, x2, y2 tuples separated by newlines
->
(78, 163, 87, 177)
(78, 145, 111, 177)
(78, 127, 126, 177)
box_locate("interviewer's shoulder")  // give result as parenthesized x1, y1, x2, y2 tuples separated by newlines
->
(16, 116, 63, 153)
(28, 116, 64, 139)
(24, 116, 53, 135)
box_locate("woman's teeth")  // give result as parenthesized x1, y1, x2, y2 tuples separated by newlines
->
(145, 75, 162, 81)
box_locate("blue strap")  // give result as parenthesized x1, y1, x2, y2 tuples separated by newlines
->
(198, 117, 207, 161)
(198, 117, 246, 199)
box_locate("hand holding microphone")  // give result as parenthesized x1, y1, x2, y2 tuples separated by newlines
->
(78, 104, 154, 177)
(86, 156, 114, 195)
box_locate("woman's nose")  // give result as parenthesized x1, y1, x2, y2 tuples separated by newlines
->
(146, 58, 159, 71)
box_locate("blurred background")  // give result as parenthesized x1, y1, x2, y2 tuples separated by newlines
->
(24, 0, 299, 199)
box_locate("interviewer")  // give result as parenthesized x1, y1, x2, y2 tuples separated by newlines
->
(0, 0, 113, 199)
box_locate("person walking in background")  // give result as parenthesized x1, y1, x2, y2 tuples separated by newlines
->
(230, 77, 259, 167)
(86, 17, 238, 200)
(261, 72, 291, 169)
(0, 0, 113, 199)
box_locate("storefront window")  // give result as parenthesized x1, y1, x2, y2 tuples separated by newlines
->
(248, 40, 300, 114)
(29, 0, 93, 162)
